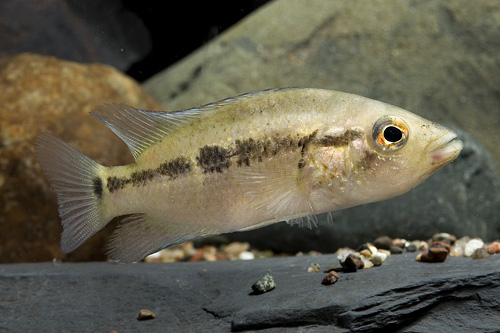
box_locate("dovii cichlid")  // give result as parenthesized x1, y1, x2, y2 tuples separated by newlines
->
(34, 88, 463, 262)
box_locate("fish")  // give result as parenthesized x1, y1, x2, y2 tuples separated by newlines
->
(34, 88, 463, 262)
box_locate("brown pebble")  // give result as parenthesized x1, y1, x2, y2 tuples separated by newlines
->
(341, 253, 364, 272)
(487, 241, 500, 254)
(472, 248, 490, 259)
(431, 241, 451, 253)
(322, 271, 339, 285)
(373, 236, 392, 250)
(138, 309, 156, 321)
(417, 247, 449, 263)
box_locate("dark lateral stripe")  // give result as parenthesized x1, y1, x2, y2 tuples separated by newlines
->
(107, 156, 192, 193)
(317, 129, 362, 147)
(197, 131, 318, 173)
(107, 131, 321, 192)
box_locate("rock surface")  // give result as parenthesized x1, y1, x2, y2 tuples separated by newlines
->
(0, 53, 161, 263)
(1, 254, 498, 332)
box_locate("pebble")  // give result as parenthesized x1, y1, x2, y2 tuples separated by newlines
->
(405, 244, 417, 252)
(449, 245, 464, 257)
(390, 245, 404, 254)
(307, 263, 321, 273)
(416, 241, 450, 263)
(223, 242, 250, 259)
(432, 232, 456, 245)
(239, 251, 255, 260)
(359, 249, 372, 258)
(335, 247, 356, 260)
(471, 248, 490, 259)
(369, 253, 384, 266)
(361, 257, 374, 269)
(392, 238, 408, 249)
(431, 241, 451, 253)
(373, 236, 392, 250)
(367, 243, 378, 255)
(137, 309, 156, 321)
(416, 247, 449, 263)
(487, 241, 500, 254)
(252, 273, 276, 294)
(340, 253, 364, 272)
(377, 249, 391, 258)
(321, 271, 339, 285)
(464, 239, 484, 257)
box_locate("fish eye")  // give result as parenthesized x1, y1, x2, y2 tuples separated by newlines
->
(372, 116, 409, 151)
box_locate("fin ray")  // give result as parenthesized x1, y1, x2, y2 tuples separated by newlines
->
(34, 132, 112, 253)
(91, 104, 204, 160)
(107, 214, 203, 263)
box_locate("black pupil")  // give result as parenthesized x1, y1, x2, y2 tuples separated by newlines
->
(383, 126, 403, 142)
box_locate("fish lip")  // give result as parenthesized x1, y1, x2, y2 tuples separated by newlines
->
(428, 132, 463, 166)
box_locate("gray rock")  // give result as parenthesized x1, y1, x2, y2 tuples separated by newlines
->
(1, 254, 499, 331)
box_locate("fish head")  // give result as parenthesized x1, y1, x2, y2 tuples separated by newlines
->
(309, 99, 463, 207)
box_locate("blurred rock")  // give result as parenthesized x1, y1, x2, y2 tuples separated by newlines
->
(0, 53, 161, 263)
(0, 0, 151, 71)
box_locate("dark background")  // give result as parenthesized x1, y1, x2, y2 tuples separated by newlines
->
(0, 0, 270, 82)
(123, 0, 270, 82)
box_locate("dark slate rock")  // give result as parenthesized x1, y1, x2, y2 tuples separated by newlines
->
(200, 129, 500, 253)
(1, 254, 499, 332)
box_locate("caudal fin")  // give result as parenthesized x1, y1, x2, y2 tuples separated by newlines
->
(34, 132, 112, 254)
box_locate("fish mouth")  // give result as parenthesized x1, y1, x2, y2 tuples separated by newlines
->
(428, 132, 463, 168)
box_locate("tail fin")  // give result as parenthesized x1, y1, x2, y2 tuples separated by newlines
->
(34, 132, 112, 254)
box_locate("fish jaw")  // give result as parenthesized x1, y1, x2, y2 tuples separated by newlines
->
(427, 132, 464, 171)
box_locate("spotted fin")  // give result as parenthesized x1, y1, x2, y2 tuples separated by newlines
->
(91, 104, 204, 160)
(107, 214, 204, 263)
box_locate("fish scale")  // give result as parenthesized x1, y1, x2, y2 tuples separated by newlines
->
(34, 88, 463, 262)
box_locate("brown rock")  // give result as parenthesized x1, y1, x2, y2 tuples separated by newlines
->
(341, 253, 364, 272)
(416, 247, 449, 263)
(0, 53, 162, 263)
(431, 241, 451, 253)
(487, 241, 500, 254)
(321, 271, 339, 285)
(137, 309, 156, 321)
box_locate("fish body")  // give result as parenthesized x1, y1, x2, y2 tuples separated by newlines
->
(34, 88, 463, 262)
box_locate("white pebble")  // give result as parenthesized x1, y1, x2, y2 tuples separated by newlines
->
(239, 251, 255, 260)
(464, 239, 484, 257)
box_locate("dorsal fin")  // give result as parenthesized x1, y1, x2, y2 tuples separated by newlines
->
(91, 104, 204, 160)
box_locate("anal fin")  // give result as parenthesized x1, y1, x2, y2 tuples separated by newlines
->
(107, 214, 198, 263)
